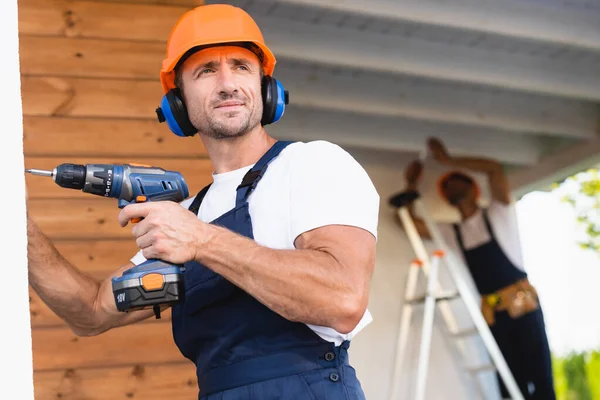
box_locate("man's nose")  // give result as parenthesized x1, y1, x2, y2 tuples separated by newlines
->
(216, 67, 238, 96)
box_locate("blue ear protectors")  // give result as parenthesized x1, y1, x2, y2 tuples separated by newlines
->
(155, 88, 198, 137)
(260, 75, 289, 126)
(155, 76, 289, 137)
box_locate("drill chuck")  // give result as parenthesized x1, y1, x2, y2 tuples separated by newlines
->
(53, 163, 87, 190)
(25, 164, 93, 191)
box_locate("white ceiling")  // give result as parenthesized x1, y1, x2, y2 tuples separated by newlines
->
(206, 0, 600, 194)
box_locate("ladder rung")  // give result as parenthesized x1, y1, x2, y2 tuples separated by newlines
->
(466, 364, 496, 374)
(451, 327, 479, 338)
(407, 291, 459, 304)
(435, 291, 459, 301)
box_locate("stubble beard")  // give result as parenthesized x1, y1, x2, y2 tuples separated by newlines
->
(191, 105, 262, 140)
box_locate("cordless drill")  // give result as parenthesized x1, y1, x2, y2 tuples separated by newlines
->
(25, 163, 190, 319)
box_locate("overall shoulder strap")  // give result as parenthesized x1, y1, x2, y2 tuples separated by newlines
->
(452, 223, 467, 253)
(188, 183, 212, 216)
(235, 140, 294, 205)
(482, 209, 496, 240)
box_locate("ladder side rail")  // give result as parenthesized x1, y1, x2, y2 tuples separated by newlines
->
(414, 255, 442, 400)
(388, 261, 422, 400)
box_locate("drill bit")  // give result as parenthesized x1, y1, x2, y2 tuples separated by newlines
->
(25, 168, 54, 177)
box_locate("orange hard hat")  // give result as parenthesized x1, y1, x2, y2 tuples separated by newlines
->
(437, 170, 481, 202)
(159, 4, 277, 93)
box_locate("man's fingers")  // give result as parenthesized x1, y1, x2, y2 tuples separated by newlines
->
(136, 231, 154, 250)
(131, 219, 152, 238)
(118, 203, 154, 227)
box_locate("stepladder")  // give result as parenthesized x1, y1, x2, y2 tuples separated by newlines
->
(388, 190, 525, 400)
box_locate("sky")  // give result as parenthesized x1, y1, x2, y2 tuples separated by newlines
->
(515, 187, 600, 357)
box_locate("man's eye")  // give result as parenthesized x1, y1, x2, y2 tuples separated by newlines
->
(237, 65, 249, 71)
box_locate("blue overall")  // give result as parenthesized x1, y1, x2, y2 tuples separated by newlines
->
(171, 141, 367, 400)
(453, 210, 555, 399)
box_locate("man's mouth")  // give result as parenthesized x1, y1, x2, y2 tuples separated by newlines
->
(216, 101, 244, 109)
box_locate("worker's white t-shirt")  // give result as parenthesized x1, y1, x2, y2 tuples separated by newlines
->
(130, 140, 380, 346)
(437, 200, 526, 272)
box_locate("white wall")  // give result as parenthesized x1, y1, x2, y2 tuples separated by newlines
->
(343, 147, 500, 400)
(1, 0, 35, 398)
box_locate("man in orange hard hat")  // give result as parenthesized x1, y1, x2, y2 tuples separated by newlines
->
(26, 4, 378, 399)
(390, 137, 555, 399)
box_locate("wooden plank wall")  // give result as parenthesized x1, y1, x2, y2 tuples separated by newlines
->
(18, 0, 209, 398)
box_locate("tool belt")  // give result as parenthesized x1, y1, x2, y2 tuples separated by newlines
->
(480, 278, 540, 326)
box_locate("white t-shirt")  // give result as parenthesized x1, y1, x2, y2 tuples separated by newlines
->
(438, 200, 526, 272)
(130, 140, 380, 346)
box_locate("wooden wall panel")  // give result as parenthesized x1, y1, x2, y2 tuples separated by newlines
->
(18, 0, 187, 40)
(25, 157, 213, 198)
(34, 363, 197, 400)
(19, 0, 204, 396)
(21, 77, 163, 118)
(28, 199, 137, 239)
(20, 36, 163, 79)
(32, 323, 182, 370)
(23, 117, 207, 158)
(54, 240, 140, 273)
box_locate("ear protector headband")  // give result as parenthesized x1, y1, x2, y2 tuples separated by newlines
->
(155, 76, 289, 137)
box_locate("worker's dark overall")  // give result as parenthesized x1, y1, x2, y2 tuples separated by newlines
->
(171, 141, 366, 400)
(453, 211, 555, 400)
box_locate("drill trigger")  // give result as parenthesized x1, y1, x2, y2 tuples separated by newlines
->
(130, 196, 147, 223)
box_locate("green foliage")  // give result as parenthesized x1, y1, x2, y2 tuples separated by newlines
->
(563, 353, 592, 399)
(553, 350, 600, 400)
(553, 357, 569, 399)
(554, 168, 600, 255)
(586, 351, 600, 400)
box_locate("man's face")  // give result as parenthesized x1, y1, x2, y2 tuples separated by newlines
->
(443, 176, 476, 206)
(178, 46, 263, 139)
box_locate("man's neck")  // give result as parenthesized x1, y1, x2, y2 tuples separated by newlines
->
(457, 202, 479, 221)
(200, 127, 277, 174)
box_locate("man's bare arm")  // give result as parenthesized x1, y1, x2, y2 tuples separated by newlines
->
(27, 216, 157, 336)
(196, 224, 375, 334)
(393, 159, 431, 239)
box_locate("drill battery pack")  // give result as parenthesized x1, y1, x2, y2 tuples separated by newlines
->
(111, 259, 185, 319)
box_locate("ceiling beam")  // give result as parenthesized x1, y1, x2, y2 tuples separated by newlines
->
(246, 13, 600, 102)
(509, 137, 600, 198)
(274, 62, 600, 139)
(269, 106, 544, 166)
(264, 0, 600, 53)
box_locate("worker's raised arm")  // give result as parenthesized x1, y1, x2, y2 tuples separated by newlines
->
(27, 215, 157, 336)
(391, 159, 431, 239)
(427, 137, 511, 205)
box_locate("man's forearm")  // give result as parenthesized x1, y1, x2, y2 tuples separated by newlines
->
(27, 218, 104, 335)
(195, 225, 368, 334)
(397, 181, 431, 239)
